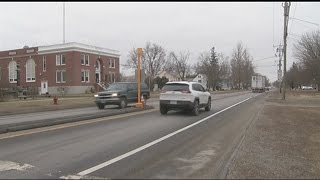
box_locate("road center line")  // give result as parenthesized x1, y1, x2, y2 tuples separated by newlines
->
(77, 95, 256, 177)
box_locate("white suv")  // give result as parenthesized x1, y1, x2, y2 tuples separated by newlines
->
(159, 81, 211, 116)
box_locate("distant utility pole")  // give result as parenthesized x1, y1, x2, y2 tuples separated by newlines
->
(63, 2, 65, 44)
(275, 44, 283, 93)
(282, 1, 291, 100)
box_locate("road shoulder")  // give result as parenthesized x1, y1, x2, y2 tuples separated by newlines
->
(226, 90, 320, 178)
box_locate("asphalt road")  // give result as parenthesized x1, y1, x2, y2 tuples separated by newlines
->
(0, 91, 266, 179)
(0, 91, 249, 126)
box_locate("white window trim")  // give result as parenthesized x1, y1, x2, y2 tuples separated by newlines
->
(109, 72, 115, 82)
(81, 54, 85, 65)
(109, 58, 115, 68)
(86, 70, 90, 82)
(9, 61, 17, 83)
(43, 56, 46, 72)
(26, 59, 36, 82)
(81, 70, 90, 83)
(56, 54, 66, 66)
(85, 55, 90, 66)
(56, 70, 66, 83)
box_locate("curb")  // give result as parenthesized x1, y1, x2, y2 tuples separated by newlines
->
(0, 105, 154, 134)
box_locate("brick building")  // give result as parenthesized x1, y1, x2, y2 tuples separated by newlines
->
(0, 42, 120, 95)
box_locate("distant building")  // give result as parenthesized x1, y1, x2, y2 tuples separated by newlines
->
(192, 74, 208, 89)
(158, 70, 180, 82)
(0, 42, 120, 95)
(220, 79, 232, 90)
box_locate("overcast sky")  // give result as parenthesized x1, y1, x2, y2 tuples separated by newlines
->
(1, 2, 319, 82)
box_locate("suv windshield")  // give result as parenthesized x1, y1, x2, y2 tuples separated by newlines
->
(106, 83, 127, 91)
(162, 83, 189, 92)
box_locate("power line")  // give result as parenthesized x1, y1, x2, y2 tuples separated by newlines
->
(288, 33, 300, 37)
(290, 17, 319, 26)
(253, 56, 276, 62)
(289, 2, 298, 35)
(273, 2, 275, 47)
(288, 35, 300, 41)
(255, 64, 277, 68)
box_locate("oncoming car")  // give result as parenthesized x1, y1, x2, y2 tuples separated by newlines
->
(94, 82, 150, 109)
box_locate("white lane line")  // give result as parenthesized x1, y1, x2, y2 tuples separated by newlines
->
(77, 95, 256, 177)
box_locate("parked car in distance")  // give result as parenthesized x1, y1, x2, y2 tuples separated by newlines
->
(94, 82, 150, 109)
(302, 86, 313, 90)
(159, 81, 211, 116)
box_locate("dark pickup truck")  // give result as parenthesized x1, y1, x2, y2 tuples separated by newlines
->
(94, 82, 150, 109)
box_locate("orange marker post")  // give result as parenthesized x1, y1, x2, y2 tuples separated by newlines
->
(136, 48, 144, 108)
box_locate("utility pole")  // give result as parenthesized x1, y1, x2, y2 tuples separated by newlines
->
(275, 44, 283, 93)
(63, 2, 65, 44)
(282, 1, 291, 100)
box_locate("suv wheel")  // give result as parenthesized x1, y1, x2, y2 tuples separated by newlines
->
(97, 103, 105, 109)
(205, 98, 211, 111)
(192, 100, 199, 116)
(119, 97, 127, 109)
(160, 105, 168, 115)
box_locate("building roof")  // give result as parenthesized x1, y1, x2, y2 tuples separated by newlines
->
(38, 42, 120, 57)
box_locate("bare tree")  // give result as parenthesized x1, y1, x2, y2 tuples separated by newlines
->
(230, 42, 255, 89)
(125, 42, 167, 88)
(242, 49, 255, 89)
(195, 46, 221, 90)
(218, 53, 231, 88)
(294, 30, 320, 91)
(165, 51, 191, 81)
(286, 62, 311, 89)
(196, 51, 215, 90)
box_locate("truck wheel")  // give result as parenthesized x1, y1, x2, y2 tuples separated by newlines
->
(192, 100, 199, 116)
(97, 103, 105, 109)
(119, 97, 127, 109)
(205, 98, 211, 111)
(160, 105, 168, 115)
(143, 95, 147, 105)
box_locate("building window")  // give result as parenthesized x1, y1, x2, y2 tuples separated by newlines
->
(85, 55, 89, 66)
(81, 54, 89, 66)
(56, 54, 66, 65)
(26, 59, 36, 82)
(109, 58, 115, 68)
(8, 61, 17, 83)
(56, 70, 66, 83)
(81, 54, 85, 65)
(43, 56, 46, 72)
(81, 70, 90, 82)
(198, 80, 202, 83)
(109, 72, 115, 82)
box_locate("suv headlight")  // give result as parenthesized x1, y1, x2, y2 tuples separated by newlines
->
(112, 93, 118, 97)
(94, 94, 99, 97)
